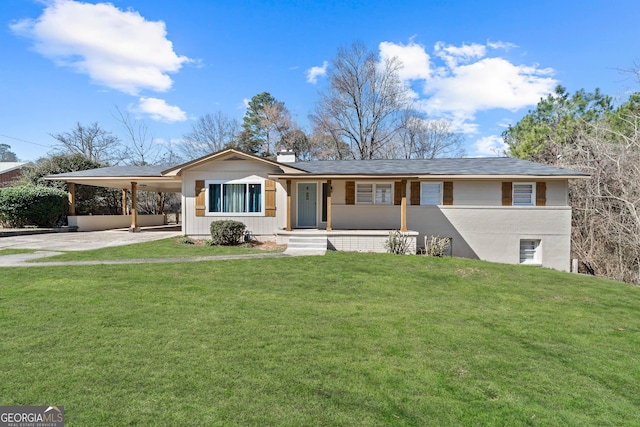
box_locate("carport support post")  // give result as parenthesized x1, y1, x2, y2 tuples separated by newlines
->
(68, 182, 76, 216)
(400, 179, 407, 232)
(326, 179, 332, 232)
(286, 179, 292, 231)
(122, 189, 127, 215)
(157, 192, 163, 214)
(130, 181, 139, 232)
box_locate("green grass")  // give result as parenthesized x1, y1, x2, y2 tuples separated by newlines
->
(1, 252, 640, 426)
(29, 237, 283, 262)
(0, 248, 38, 255)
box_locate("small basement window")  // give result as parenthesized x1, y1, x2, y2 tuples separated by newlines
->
(520, 239, 541, 264)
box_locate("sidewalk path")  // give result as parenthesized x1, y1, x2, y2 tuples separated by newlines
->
(0, 226, 325, 267)
(0, 226, 182, 252)
(0, 251, 297, 267)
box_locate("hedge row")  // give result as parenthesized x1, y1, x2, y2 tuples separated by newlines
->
(0, 186, 67, 227)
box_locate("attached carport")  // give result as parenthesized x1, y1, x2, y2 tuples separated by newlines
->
(46, 165, 182, 232)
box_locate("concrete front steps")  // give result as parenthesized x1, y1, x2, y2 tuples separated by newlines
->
(283, 235, 327, 256)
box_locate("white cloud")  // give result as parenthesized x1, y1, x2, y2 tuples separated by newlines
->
(473, 135, 508, 156)
(133, 97, 187, 123)
(10, 0, 190, 95)
(487, 40, 518, 51)
(424, 57, 557, 114)
(306, 61, 328, 84)
(377, 40, 557, 137)
(434, 41, 486, 68)
(379, 41, 431, 81)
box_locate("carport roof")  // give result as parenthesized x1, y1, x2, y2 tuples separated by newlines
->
(45, 164, 182, 192)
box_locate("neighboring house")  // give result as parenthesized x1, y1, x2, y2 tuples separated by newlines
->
(0, 162, 28, 187)
(47, 149, 588, 271)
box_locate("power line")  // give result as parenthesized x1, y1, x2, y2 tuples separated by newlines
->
(0, 133, 51, 148)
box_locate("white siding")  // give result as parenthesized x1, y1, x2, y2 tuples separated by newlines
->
(407, 206, 572, 271)
(182, 159, 286, 239)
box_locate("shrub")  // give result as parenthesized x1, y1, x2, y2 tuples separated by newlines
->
(0, 186, 67, 227)
(384, 230, 412, 255)
(209, 220, 247, 246)
(425, 236, 451, 257)
(175, 236, 195, 245)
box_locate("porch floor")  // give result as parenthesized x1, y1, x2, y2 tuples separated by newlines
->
(276, 229, 419, 253)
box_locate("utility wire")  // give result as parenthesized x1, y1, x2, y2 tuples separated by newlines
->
(0, 133, 51, 148)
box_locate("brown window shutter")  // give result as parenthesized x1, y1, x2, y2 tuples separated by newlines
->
(345, 181, 355, 205)
(502, 182, 512, 206)
(443, 181, 454, 205)
(195, 180, 206, 217)
(394, 181, 403, 205)
(536, 182, 546, 206)
(410, 181, 420, 205)
(265, 179, 276, 217)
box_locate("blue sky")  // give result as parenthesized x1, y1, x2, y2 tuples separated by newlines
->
(2, 0, 639, 162)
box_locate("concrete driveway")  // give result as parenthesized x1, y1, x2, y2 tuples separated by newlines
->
(0, 226, 182, 251)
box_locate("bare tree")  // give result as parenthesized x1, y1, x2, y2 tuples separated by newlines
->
(51, 122, 121, 164)
(260, 102, 294, 156)
(311, 41, 410, 159)
(181, 112, 240, 159)
(552, 115, 640, 284)
(394, 115, 465, 159)
(114, 107, 165, 165)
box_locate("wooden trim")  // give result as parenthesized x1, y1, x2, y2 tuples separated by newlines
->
(536, 182, 547, 206)
(394, 181, 403, 206)
(400, 179, 407, 232)
(68, 182, 76, 216)
(265, 179, 276, 217)
(195, 180, 206, 217)
(443, 181, 453, 206)
(345, 181, 355, 205)
(326, 180, 332, 231)
(286, 180, 292, 231)
(131, 181, 138, 230)
(410, 181, 420, 205)
(121, 189, 127, 215)
(502, 182, 512, 206)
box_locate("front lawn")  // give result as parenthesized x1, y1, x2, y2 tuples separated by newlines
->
(1, 252, 639, 426)
(29, 237, 283, 262)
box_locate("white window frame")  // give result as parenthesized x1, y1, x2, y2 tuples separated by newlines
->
(513, 182, 536, 206)
(420, 182, 443, 206)
(205, 178, 265, 216)
(520, 239, 541, 265)
(356, 182, 393, 205)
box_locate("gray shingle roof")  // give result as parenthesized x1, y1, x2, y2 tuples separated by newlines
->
(46, 156, 588, 179)
(47, 165, 169, 178)
(284, 157, 588, 176)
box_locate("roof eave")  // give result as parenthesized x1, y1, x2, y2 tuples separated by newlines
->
(269, 173, 590, 180)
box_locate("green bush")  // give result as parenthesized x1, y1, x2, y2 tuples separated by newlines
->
(209, 220, 246, 246)
(0, 186, 68, 227)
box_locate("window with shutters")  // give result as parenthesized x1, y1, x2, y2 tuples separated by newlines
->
(512, 183, 535, 206)
(356, 182, 392, 205)
(520, 239, 541, 264)
(420, 182, 442, 206)
(205, 179, 264, 216)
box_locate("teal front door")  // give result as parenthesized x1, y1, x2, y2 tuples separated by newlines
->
(297, 183, 317, 227)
